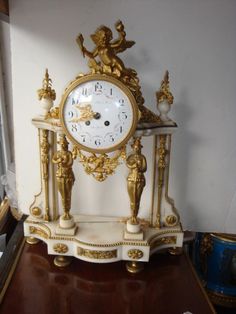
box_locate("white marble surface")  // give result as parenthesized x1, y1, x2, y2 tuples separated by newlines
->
(24, 214, 183, 263)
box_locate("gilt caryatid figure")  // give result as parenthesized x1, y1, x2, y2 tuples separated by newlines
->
(127, 138, 147, 224)
(52, 134, 75, 220)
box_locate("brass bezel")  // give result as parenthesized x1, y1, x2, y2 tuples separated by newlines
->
(60, 73, 139, 154)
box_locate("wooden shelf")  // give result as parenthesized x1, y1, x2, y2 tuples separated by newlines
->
(0, 239, 215, 313)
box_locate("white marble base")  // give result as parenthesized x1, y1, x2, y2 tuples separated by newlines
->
(59, 215, 75, 229)
(24, 214, 183, 264)
(125, 219, 143, 240)
(126, 219, 141, 233)
(124, 229, 144, 240)
(56, 225, 77, 236)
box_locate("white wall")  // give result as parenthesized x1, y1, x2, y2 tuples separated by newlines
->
(0, 18, 15, 202)
(0, 19, 14, 165)
(9, 0, 236, 232)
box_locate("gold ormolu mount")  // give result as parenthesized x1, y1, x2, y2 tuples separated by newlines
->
(74, 20, 160, 183)
(77, 20, 160, 124)
(72, 146, 126, 182)
(37, 68, 56, 101)
(156, 70, 174, 106)
(126, 137, 147, 225)
(52, 134, 75, 221)
(69, 21, 162, 183)
(155, 134, 167, 228)
(41, 129, 50, 222)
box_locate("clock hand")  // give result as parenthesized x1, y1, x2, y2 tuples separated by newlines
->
(69, 103, 96, 122)
(84, 112, 101, 127)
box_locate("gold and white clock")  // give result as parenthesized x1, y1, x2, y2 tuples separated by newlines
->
(24, 21, 183, 273)
(60, 74, 139, 154)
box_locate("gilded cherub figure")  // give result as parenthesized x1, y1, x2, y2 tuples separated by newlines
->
(77, 20, 136, 79)
(126, 138, 147, 224)
(52, 135, 75, 220)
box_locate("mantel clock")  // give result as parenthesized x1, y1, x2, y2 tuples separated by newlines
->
(24, 21, 183, 272)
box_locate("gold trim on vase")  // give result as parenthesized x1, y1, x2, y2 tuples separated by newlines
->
(207, 290, 236, 308)
(211, 233, 236, 243)
(199, 233, 214, 276)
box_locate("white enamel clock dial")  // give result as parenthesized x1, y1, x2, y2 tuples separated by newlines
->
(60, 74, 139, 153)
